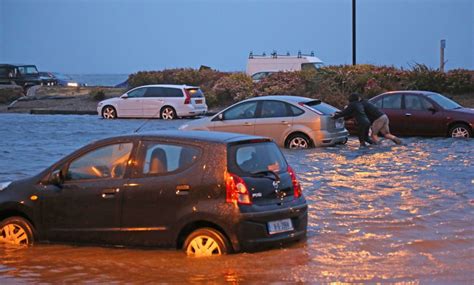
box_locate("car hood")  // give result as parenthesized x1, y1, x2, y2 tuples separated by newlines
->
(99, 97, 119, 105)
(447, 107, 474, 115)
(179, 116, 213, 130)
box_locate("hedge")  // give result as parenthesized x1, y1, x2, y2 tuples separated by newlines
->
(127, 65, 474, 109)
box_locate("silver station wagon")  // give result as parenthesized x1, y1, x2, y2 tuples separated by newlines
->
(179, 95, 348, 149)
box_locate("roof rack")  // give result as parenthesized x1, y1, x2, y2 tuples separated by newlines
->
(249, 50, 315, 59)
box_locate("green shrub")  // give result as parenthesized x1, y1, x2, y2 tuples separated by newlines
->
(211, 73, 254, 105)
(90, 89, 106, 101)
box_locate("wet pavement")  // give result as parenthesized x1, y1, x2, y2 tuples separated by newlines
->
(0, 114, 473, 283)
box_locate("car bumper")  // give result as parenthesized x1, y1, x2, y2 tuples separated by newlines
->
(309, 129, 349, 146)
(234, 202, 308, 252)
(177, 105, 208, 117)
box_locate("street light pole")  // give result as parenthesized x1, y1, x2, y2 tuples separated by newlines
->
(352, 0, 356, 65)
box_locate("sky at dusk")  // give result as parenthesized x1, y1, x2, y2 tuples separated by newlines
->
(0, 0, 472, 74)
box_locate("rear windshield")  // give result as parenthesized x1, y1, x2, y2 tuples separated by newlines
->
(228, 142, 287, 175)
(185, 88, 204, 98)
(304, 100, 339, 115)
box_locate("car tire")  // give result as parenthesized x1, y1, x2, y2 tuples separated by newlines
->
(0, 216, 35, 246)
(102, 106, 117, 119)
(449, 123, 472, 138)
(183, 228, 230, 257)
(161, 106, 177, 120)
(286, 133, 311, 149)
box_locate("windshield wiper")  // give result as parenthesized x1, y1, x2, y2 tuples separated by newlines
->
(250, 170, 280, 182)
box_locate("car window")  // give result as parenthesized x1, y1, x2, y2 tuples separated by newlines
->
(382, 94, 402, 109)
(144, 87, 164, 97)
(420, 97, 434, 109)
(128, 87, 147, 98)
(404, 95, 425, 110)
(260, 100, 290, 118)
(304, 101, 339, 115)
(223, 101, 258, 120)
(229, 142, 287, 174)
(290, 105, 304, 116)
(164, 88, 184, 98)
(426, 93, 462, 110)
(140, 143, 200, 175)
(251, 72, 268, 80)
(371, 97, 383, 108)
(67, 143, 133, 181)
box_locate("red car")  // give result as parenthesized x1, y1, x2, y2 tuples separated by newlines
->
(346, 91, 474, 138)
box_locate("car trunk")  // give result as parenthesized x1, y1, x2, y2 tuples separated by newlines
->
(185, 88, 206, 108)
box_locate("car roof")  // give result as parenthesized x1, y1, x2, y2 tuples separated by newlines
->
(380, 90, 441, 96)
(242, 95, 315, 104)
(131, 84, 199, 89)
(93, 130, 272, 145)
(0, 64, 37, 67)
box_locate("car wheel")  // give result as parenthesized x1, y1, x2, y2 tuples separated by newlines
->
(0, 217, 34, 246)
(286, 133, 311, 149)
(183, 228, 229, 257)
(102, 106, 117, 119)
(161, 106, 176, 120)
(449, 123, 472, 138)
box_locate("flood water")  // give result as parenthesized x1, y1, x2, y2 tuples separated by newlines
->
(0, 114, 473, 283)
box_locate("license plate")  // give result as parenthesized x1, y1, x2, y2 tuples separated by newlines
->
(195, 99, 203, 104)
(267, 218, 294, 235)
(335, 120, 344, 129)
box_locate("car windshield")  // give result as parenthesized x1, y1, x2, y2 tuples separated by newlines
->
(304, 100, 339, 115)
(185, 88, 204, 98)
(426, 93, 462, 110)
(301, 63, 324, 70)
(53, 73, 72, 80)
(229, 142, 287, 175)
(18, 65, 39, 75)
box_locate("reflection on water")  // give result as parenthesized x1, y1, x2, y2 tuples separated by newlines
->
(0, 114, 473, 283)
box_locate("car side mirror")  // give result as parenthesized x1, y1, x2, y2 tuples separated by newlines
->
(120, 94, 128, 99)
(212, 113, 224, 121)
(428, 107, 437, 113)
(49, 169, 64, 186)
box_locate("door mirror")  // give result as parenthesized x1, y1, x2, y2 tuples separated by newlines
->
(49, 169, 64, 186)
(120, 94, 128, 99)
(212, 113, 224, 121)
(428, 107, 437, 113)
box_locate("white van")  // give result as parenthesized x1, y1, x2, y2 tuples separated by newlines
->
(246, 52, 324, 80)
(97, 84, 208, 120)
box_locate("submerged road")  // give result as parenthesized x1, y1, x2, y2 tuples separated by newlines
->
(0, 114, 473, 283)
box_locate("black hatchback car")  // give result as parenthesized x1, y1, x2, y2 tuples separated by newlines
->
(0, 131, 307, 257)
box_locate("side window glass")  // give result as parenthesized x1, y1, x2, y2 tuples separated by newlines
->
(141, 143, 200, 175)
(420, 97, 434, 110)
(165, 88, 184, 97)
(405, 95, 424, 111)
(290, 105, 304, 116)
(260, 101, 289, 118)
(382, 94, 402, 109)
(372, 98, 383, 108)
(223, 102, 257, 120)
(67, 143, 133, 181)
(128, 88, 147, 98)
(144, 87, 163, 97)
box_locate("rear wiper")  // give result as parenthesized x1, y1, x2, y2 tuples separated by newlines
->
(250, 170, 280, 182)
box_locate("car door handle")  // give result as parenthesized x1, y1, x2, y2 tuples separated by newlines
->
(405, 113, 412, 117)
(281, 120, 290, 125)
(244, 122, 253, 126)
(101, 188, 120, 199)
(176, 184, 190, 196)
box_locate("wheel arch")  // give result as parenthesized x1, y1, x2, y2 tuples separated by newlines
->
(284, 131, 314, 148)
(175, 220, 233, 252)
(0, 207, 37, 235)
(447, 121, 472, 136)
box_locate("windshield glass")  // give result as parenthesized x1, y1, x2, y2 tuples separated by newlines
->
(304, 101, 339, 115)
(301, 63, 324, 70)
(426, 93, 462, 110)
(229, 142, 287, 175)
(185, 88, 204, 98)
(18, 66, 39, 75)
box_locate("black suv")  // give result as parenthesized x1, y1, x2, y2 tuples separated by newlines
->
(0, 64, 42, 89)
(0, 131, 308, 256)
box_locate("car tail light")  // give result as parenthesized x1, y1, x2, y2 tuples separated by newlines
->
(184, 89, 191, 104)
(287, 166, 302, 198)
(225, 172, 252, 205)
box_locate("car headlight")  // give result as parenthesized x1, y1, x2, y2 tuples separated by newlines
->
(179, 124, 189, 130)
(67, 82, 79, 87)
(0, 181, 12, 191)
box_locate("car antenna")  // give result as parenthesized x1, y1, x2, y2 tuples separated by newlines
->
(133, 108, 162, 133)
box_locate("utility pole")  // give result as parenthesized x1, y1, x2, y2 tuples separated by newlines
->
(440, 39, 446, 72)
(352, 0, 356, 65)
